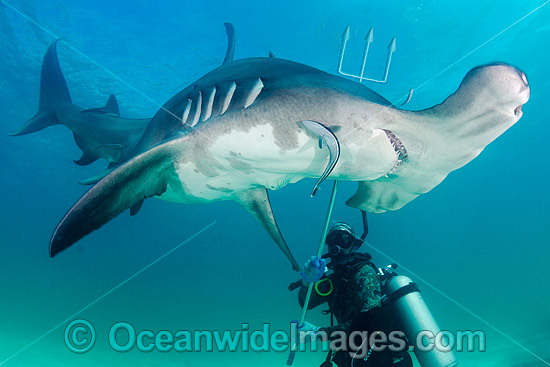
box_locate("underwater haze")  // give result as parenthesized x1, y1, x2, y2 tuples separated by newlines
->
(1, 0, 549, 366)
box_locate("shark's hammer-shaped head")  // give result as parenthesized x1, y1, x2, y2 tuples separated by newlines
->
(406, 63, 531, 171)
(346, 63, 530, 214)
(433, 63, 530, 149)
(468, 63, 530, 119)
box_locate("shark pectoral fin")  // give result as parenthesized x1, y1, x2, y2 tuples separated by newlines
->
(235, 188, 300, 272)
(346, 180, 420, 213)
(299, 120, 341, 196)
(74, 152, 98, 166)
(81, 94, 121, 116)
(50, 140, 178, 257)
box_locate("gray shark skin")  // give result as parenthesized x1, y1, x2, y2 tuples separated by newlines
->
(10, 40, 151, 170)
(49, 57, 530, 271)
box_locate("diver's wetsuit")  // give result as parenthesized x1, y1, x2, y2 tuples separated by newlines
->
(298, 253, 412, 367)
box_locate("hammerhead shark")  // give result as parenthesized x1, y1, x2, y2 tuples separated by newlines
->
(10, 23, 237, 184)
(48, 48, 530, 271)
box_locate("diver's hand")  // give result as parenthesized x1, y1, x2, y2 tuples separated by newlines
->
(298, 321, 321, 340)
(300, 256, 327, 283)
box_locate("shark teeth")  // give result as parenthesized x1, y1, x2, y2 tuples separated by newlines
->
(383, 129, 408, 175)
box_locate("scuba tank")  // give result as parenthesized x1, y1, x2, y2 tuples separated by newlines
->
(383, 268, 459, 367)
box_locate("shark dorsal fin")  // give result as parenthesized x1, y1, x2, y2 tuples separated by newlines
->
(81, 94, 120, 116)
(103, 94, 120, 115)
(222, 23, 236, 65)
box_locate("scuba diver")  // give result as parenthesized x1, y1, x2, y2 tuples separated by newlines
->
(290, 211, 413, 367)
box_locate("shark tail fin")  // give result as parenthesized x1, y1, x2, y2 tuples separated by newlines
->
(10, 40, 70, 136)
(9, 111, 60, 136)
(49, 139, 178, 257)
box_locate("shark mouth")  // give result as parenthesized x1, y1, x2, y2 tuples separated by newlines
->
(514, 104, 523, 117)
(384, 129, 408, 174)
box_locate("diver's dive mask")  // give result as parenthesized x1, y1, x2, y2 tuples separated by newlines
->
(324, 223, 362, 259)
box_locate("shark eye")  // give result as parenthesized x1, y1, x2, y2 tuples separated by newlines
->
(515, 69, 528, 87)
(521, 72, 528, 86)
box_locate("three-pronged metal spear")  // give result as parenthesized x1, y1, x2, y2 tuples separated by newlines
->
(359, 27, 374, 82)
(338, 25, 396, 84)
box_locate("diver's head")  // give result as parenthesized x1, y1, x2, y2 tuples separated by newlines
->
(325, 222, 361, 259)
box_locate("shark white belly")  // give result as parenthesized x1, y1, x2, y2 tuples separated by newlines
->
(161, 118, 399, 204)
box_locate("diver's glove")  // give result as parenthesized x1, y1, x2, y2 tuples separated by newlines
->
(300, 256, 327, 283)
(298, 321, 321, 339)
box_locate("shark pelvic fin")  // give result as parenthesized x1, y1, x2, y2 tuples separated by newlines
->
(74, 152, 98, 166)
(81, 94, 120, 116)
(10, 40, 69, 136)
(72, 134, 122, 166)
(130, 199, 144, 216)
(300, 120, 341, 197)
(50, 140, 178, 257)
(235, 188, 299, 272)
(71, 133, 98, 166)
(222, 23, 236, 65)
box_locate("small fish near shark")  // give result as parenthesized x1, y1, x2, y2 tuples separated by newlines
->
(48, 29, 530, 271)
(10, 23, 238, 185)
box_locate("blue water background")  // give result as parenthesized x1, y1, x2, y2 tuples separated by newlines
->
(0, 0, 549, 366)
